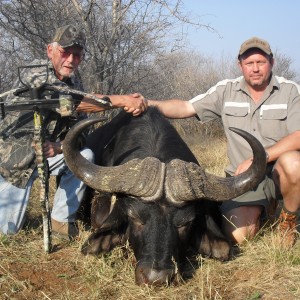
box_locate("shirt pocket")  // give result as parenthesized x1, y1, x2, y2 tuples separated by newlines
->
(223, 104, 249, 128)
(260, 105, 287, 139)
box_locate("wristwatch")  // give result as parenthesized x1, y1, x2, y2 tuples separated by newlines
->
(265, 151, 269, 163)
(59, 142, 63, 153)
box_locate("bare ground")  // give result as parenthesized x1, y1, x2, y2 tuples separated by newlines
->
(1, 137, 300, 300)
(1, 221, 300, 300)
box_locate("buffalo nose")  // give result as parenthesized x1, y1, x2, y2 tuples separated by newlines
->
(135, 264, 174, 286)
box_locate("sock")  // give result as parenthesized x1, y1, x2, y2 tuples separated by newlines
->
(282, 205, 298, 216)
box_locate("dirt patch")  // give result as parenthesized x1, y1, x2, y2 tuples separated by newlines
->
(0, 238, 91, 299)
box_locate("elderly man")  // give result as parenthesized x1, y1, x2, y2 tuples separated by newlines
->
(147, 37, 300, 248)
(0, 24, 147, 239)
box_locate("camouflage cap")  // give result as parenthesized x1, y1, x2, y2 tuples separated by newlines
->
(238, 37, 273, 57)
(52, 25, 86, 49)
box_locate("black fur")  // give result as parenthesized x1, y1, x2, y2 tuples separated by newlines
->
(82, 107, 231, 285)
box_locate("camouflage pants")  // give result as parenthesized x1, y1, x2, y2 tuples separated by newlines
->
(0, 148, 94, 234)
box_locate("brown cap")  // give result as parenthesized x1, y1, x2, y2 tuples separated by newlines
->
(52, 25, 86, 48)
(238, 37, 272, 57)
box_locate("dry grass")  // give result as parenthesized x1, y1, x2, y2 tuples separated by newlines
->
(1, 134, 300, 300)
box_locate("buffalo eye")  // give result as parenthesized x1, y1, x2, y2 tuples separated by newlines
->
(173, 210, 195, 228)
(176, 220, 193, 228)
(176, 220, 193, 237)
(174, 212, 195, 236)
(175, 220, 192, 230)
(128, 208, 144, 227)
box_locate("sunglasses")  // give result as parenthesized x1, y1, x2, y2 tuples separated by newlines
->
(57, 48, 84, 60)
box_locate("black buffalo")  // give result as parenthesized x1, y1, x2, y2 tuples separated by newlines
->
(63, 107, 266, 285)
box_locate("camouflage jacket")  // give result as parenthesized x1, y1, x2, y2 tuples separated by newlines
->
(0, 59, 85, 188)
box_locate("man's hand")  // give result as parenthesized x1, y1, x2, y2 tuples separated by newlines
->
(42, 140, 63, 158)
(234, 157, 253, 176)
(122, 93, 148, 116)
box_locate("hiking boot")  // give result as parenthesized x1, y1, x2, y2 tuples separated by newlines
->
(277, 209, 298, 248)
(51, 218, 79, 241)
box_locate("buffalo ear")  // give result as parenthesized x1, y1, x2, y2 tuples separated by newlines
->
(81, 193, 127, 256)
(91, 192, 127, 231)
(91, 192, 113, 228)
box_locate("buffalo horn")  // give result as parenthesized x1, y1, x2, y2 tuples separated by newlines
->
(63, 117, 166, 201)
(165, 127, 267, 205)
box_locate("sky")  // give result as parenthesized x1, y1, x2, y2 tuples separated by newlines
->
(181, 0, 300, 71)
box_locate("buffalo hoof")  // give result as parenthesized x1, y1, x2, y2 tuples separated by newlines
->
(81, 230, 124, 255)
(198, 233, 231, 261)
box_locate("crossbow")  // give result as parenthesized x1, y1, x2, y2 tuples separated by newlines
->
(0, 64, 111, 252)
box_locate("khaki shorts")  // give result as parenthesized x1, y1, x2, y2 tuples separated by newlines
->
(220, 163, 282, 219)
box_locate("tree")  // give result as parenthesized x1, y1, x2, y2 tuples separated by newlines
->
(1, 1, 297, 102)
(272, 50, 298, 81)
(0, 0, 215, 95)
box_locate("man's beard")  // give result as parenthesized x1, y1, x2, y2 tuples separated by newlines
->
(59, 68, 74, 81)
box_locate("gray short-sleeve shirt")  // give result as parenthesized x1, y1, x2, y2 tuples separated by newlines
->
(189, 75, 300, 174)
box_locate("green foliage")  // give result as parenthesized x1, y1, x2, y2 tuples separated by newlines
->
(0, 233, 11, 247)
(247, 291, 263, 300)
